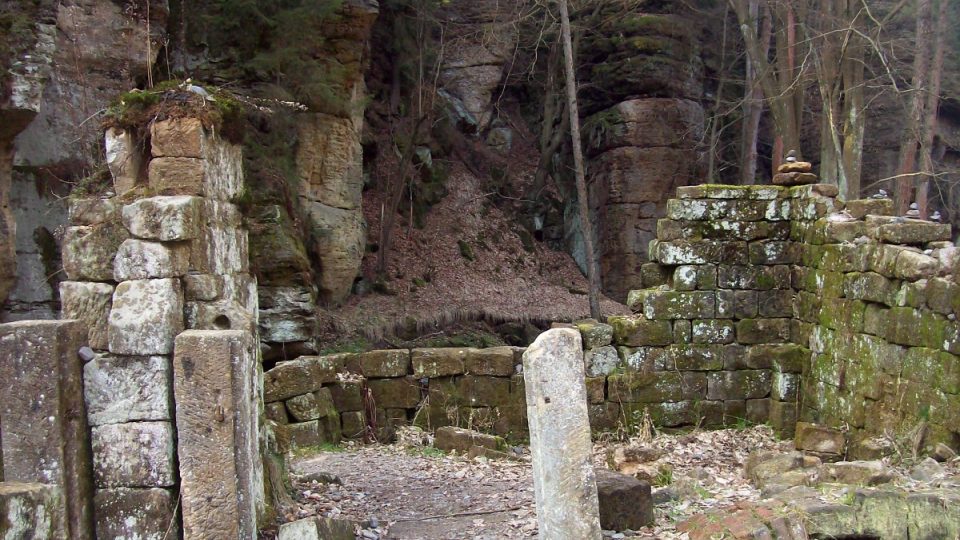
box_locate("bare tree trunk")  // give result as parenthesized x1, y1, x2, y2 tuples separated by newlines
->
(895, 0, 933, 214)
(559, 0, 601, 319)
(377, 117, 426, 277)
(916, 0, 947, 218)
(739, 0, 769, 185)
(840, 0, 865, 199)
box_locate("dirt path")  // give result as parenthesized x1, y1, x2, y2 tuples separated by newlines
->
(291, 446, 537, 539)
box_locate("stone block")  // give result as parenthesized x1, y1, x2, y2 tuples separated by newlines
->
(0, 482, 64, 539)
(354, 349, 411, 377)
(609, 315, 673, 346)
(151, 117, 205, 158)
(94, 487, 177, 540)
(673, 319, 692, 343)
(736, 318, 791, 344)
(876, 220, 951, 245)
(773, 171, 818, 185)
(108, 278, 184, 355)
(522, 329, 601, 538)
(584, 346, 620, 377)
(456, 376, 512, 407)
(113, 238, 190, 280)
(681, 372, 707, 399)
(759, 290, 794, 318)
(748, 241, 793, 265)
(91, 422, 176, 488)
(639, 262, 669, 288)
(750, 344, 808, 373)
(595, 469, 653, 530)
(62, 222, 129, 281)
(575, 320, 614, 349)
(190, 201, 248, 274)
(182, 273, 221, 301)
(772, 372, 800, 401)
(894, 250, 940, 281)
(173, 330, 260, 539)
(105, 127, 143, 194)
(608, 372, 682, 403)
(769, 400, 797, 437)
(788, 183, 840, 199)
(795, 422, 846, 455)
(465, 347, 516, 376)
(266, 402, 289, 424)
(664, 344, 738, 371)
(258, 286, 319, 343)
(148, 156, 205, 195)
(341, 411, 366, 439)
(845, 198, 893, 219)
(411, 348, 468, 377)
(706, 370, 771, 400)
(925, 277, 960, 315)
(264, 355, 343, 402)
(0, 320, 94, 539)
(84, 355, 171, 426)
(843, 272, 898, 306)
(368, 377, 421, 409)
(59, 281, 114, 350)
(585, 377, 606, 404)
(691, 319, 735, 344)
(882, 307, 946, 349)
(69, 197, 119, 226)
(329, 381, 363, 412)
(122, 195, 202, 241)
(746, 398, 769, 424)
(277, 516, 356, 540)
(434, 426, 502, 453)
(643, 291, 715, 320)
(676, 184, 783, 200)
(673, 265, 698, 290)
(819, 244, 870, 273)
(278, 421, 337, 450)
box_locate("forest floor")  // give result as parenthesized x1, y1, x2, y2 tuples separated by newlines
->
(286, 426, 783, 539)
(316, 112, 628, 351)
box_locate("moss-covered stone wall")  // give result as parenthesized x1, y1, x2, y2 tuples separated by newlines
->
(264, 182, 959, 454)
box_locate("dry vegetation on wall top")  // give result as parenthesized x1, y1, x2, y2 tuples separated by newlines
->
(102, 80, 247, 143)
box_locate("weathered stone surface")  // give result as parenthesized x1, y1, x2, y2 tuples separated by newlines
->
(772, 171, 818, 185)
(643, 291, 716, 320)
(329, 382, 364, 412)
(609, 315, 674, 346)
(173, 330, 261, 539)
(113, 238, 189, 280)
(736, 318, 791, 344)
(595, 468, 654, 530)
(706, 370, 771, 400)
(259, 286, 319, 342)
(845, 198, 893, 219)
(148, 156, 205, 195)
(355, 349, 411, 377)
(795, 422, 845, 455)
(189, 200, 248, 274)
(0, 482, 64, 539)
(691, 319, 735, 344)
(264, 355, 343, 402)
(522, 328, 601, 538)
(434, 426, 503, 453)
(297, 113, 363, 210)
(68, 197, 118, 226)
(93, 487, 177, 540)
(304, 201, 364, 304)
(876, 220, 951, 245)
(465, 347, 516, 376)
(0, 320, 94, 539)
(341, 411, 365, 438)
(286, 389, 337, 423)
(609, 372, 683, 403)
(585, 346, 620, 377)
(59, 281, 113, 350)
(819, 461, 893, 486)
(368, 377, 422, 409)
(575, 320, 614, 349)
(412, 348, 468, 377)
(62, 222, 129, 281)
(91, 422, 175, 488)
(676, 184, 783, 200)
(777, 161, 813, 173)
(108, 278, 184, 355)
(151, 117, 205, 158)
(277, 516, 356, 540)
(84, 355, 171, 426)
(105, 127, 143, 193)
(122, 195, 202, 241)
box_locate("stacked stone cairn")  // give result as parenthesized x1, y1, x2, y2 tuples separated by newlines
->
(55, 117, 259, 538)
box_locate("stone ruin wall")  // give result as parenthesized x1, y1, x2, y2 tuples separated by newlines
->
(262, 182, 960, 458)
(1, 118, 265, 538)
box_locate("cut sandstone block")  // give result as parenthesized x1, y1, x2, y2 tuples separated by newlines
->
(108, 278, 184, 355)
(151, 117, 205, 158)
(113, 239, 190, 280)
(93, 487, 178, 540)
(264, 355, 343, 402)
(173, 330, 261, 539)
(91, 422, 176, 488)
(62, 223, 129, 281)
(0, 482, 65, 539)
(59, 281, 114, 350)
(0, 320, 94, 539)
(83, 355, 171, 426)
(122, 195, 202, 241)
(412, 348, 468, 377)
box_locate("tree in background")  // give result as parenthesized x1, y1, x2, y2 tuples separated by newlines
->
(558, 0, 601, 319)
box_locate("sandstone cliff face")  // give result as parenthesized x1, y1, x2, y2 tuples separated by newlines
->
(572, 6, 708, 302)
(1, 0, 168, 319)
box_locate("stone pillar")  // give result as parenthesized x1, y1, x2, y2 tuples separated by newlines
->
(0, 320, 94, 539)
(522, 328, 601, 539)
(174, 329, 261, 539)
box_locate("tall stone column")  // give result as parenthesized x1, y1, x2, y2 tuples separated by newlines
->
(0, 319, 95, 539)
(522, 328, 602, 539)
(174, 330, 261, 539)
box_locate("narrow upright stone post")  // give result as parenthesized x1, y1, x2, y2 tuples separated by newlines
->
(0, 320, 95, 539)
(523, 328, 602, 539)
(173, 330, 262, 539)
